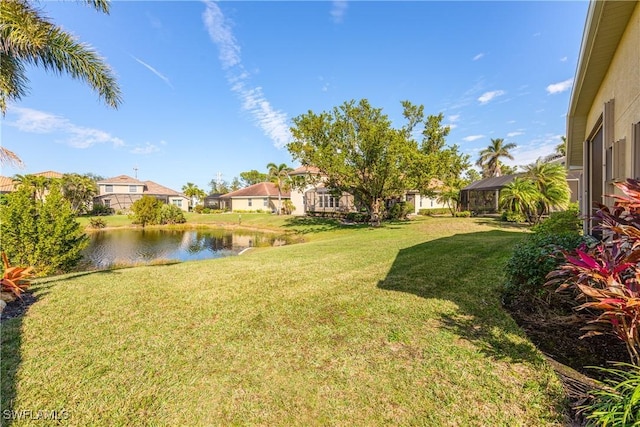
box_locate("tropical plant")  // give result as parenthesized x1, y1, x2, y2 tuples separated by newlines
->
(0, 251, 33, 302)
(476, 138, 517, 178)
(531, 204, 582, 235)
(499, 177, 540, 222)
(267, 162, 293, 215)
(156, 204, 186, 225)
(281, 199, 295, 215)
(580, 363, 640, 426)
(547, 179, 640, 365)
(62, 173, 98, 214)
(523, 159, 570, 217)
(182, 182, 206, 210)
(13, 174, 54, 203)
(0, 0, 122, 165)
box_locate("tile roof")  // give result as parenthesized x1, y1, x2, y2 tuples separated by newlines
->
(98, 175, 146, 185)
(143, 180, 186, 197)
(289, 165, 321, 175)
(32, 170, 64, 179)
(221, 182, 290, 198)
(0, 176, 16, 192)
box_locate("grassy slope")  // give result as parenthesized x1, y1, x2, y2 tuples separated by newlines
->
(1, 217, 565, 426)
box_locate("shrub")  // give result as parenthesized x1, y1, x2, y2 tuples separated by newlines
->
(454, 211, 471, 218)
(0, 183, 88, 276)
(531, 204, 581, 235)
(202, 208, 211, 214)
(157, 204, 186, 225)
(89, 218, 107, 229)
(504, 232, 584, 296)
(90, 204, 114, 216)
(131, 195, 162, 228)
(580, 363, 640, 426)
(345, 212, 368, 223)
(501, 210, 526, 223)
(418, 208, 450, 216)
(193, 204, 205, 214)
(547, 179, 640, 365)
(0, 252, 33, 302)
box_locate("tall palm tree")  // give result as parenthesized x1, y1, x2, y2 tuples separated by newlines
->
(0, 0, 122, 164)
(523, 159, 570, 217)
(476, 138, 517, 178)
(182, 182, 206, 210)
(266, 162, 292, 215)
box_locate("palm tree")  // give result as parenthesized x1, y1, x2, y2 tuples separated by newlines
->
(523, 159, 570, 217)
(499, 177, 540, 222)
(266, 162, 293, 215)
(476, 138, 517, 178)
(182, 182, 206, 210)
(0, 0, 122, 164)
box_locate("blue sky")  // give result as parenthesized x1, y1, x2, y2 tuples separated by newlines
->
(2, 1, 589, 192)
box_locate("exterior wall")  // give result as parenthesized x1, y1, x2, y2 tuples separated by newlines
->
(584, 3, 640, 200)
(99, 183, 145, 195)
(406, 193, 448, 213)
(229, 197, 280, 212)
(289, 186, 307, 216)
(168, 196, 190, 212)
(94, 194, 189, 212)
(303, 189, 355, 214)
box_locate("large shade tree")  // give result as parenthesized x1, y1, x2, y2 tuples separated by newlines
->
(476, 138, 517, 178)
(266, 162, 292, 215)
(288, 99, 468, 226)
(0, 0, 122, 165)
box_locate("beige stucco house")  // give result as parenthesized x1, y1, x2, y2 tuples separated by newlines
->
(566, 1, 640, 233)
(220, 182, 290, 213)
(94, 175, 189, 212)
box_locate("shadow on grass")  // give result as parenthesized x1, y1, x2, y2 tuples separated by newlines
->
(282, 216, 370, 234)
(377, 230, 542, 365)
(472, 217, 532, 231)
(1, 269, 118, 425)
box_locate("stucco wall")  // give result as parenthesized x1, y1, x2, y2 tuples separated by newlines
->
(229, 197, 278, 212)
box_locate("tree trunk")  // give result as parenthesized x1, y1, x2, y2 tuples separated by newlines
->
(370, 198, 382, 227)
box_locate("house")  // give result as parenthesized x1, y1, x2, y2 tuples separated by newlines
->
(566, 1, 640, 233)
(93, 175, 189, 212)
(288, 166, 356, 216)
(0, 176, 16, 194)
(220, 182, 290, 213)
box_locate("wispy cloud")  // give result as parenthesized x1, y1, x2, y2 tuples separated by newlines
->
(330, 1, 348, 24)
(130, 142, 161, 155)
(131, 55, 173, 89)
(503, 134, 564, 168)
(448, 114, 460, 122)
(6, 106, 124, 149)
(463, 135, 484, 142)
(478, 90, 505, 104)
(507, 131, 524, 138)
(546, 78, 573, 95)
(560, 56, 568, 62)
(472, 53, 484, 61)
(203, 1, 291, 148)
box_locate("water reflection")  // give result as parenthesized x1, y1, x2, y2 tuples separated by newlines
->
(82, 228, 292, 269)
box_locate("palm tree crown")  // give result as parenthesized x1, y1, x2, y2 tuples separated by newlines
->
(476, 138, 517, 178)
(267, 163, 292, 215)
(1, 0, 122, 164)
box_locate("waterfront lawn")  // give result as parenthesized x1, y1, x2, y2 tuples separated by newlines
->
(1, 217, 567, 426)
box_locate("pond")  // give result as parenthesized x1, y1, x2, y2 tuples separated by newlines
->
(81, 228, 295, 269)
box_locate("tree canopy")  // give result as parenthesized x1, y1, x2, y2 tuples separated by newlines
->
(288, 99, 469, 225)
(476, 138, 517, 178)
(240, 170, 268, 187)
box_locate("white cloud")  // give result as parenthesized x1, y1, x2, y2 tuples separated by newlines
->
(202, 1, 291, 148)
(130, 142, 161, 155)
(131, 56, 173, 89)
(472, 53, 484, 61)
(503, 134, 564, 167)
(446, 124, 458, 130)
(330, 1, 348, 24)
(448, 114, 460, 122)
(463, 135, 484, 142)
(507, 131, 524, 138)
(560, 56, 568, 62)
(7, 106, 124, 148)
(546, 78, 573, 94)
(478, 90, 505, 104)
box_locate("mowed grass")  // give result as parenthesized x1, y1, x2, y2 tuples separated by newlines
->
(1, 217, 566, 426)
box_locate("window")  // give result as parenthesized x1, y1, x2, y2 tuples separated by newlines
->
(248, 198, 252, 207)
(263, 198, 268, 207)
(105, 185, 113, 193)
(172, 199, 182, 207)
(129, 185, 137, 193)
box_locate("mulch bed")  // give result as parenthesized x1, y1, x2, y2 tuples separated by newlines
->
(1, 292, 37, 321)
(503, 292, 631, 426)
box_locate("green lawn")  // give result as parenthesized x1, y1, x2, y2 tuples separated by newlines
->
(1, 217, 566, 426)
